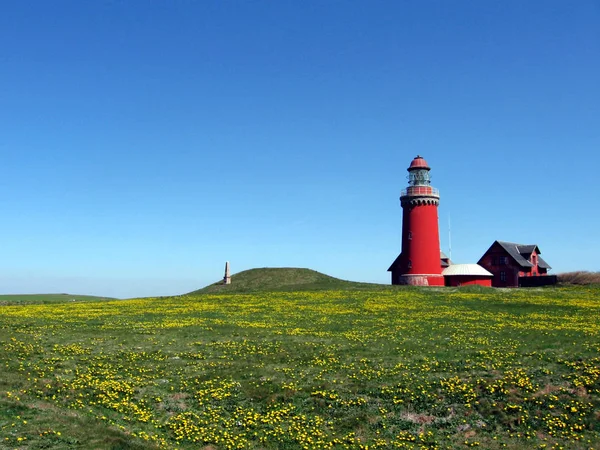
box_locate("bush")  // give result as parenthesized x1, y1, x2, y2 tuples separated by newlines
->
(557, 271, 600, 285)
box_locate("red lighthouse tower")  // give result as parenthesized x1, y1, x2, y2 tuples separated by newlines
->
(388, 155, 444, 286)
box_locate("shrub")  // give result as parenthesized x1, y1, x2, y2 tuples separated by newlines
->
(557, 271, 600, 285)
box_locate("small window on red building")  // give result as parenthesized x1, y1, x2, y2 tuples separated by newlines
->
(408, 260, 412, 269)
(500, 271, 506, 282)
(408, 231, 412, 240)
(500, 256, 508, 265)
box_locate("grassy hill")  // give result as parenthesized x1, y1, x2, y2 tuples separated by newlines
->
(0, 293, 115, 305)
(191, 267, 386, 294)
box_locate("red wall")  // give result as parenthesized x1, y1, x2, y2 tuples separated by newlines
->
(445, 276, 492, 287)
(400, 203, 442, 276)
(478, 243, 521, 287)
(518, 249, 548, 277)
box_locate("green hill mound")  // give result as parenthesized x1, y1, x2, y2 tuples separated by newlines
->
(190, 267, 384, 294)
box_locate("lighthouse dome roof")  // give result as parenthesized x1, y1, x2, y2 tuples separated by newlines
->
(408, 155, 430, 170)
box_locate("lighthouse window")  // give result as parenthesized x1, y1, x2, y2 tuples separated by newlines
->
(408, 231, 412, 240)
(408, 260, 412, 269)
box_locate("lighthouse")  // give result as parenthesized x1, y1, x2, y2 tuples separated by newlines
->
(388, 155, 445, 286)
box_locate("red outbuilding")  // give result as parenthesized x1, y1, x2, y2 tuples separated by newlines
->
(442, 264, 493, 287)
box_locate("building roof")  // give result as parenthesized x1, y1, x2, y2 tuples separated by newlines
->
(387, 254, 402, 272)
(516, 244, 538, 256)
(537, 256, 552, 269)
(442, 264, 493, 277)
(440, 251, 451, 267)
(388, 251, 452, 271)
(496, 241, 534, 268)
(482, 241, 552, 270)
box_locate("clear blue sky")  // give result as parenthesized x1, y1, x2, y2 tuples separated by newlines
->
(1, 1, 598, 298)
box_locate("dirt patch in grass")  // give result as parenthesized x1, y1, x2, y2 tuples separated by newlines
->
(400, 412, 436, 424)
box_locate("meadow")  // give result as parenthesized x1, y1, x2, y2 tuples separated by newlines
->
(0, 294, 114, 306)
(1, 276, 599, 449)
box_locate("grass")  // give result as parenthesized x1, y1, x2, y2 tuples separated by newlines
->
(0, 268, 598, 449)
(0, 294, 116, 306)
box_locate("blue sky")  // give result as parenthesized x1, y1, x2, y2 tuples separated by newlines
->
(1, 1, 599, 298)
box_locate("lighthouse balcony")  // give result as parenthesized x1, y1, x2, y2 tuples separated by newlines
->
(400, 186, 439, 198)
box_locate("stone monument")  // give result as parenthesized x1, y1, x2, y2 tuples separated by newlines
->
(223, 261, 231, 285)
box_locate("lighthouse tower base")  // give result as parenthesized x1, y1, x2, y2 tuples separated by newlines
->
(397, 274, 445, 286)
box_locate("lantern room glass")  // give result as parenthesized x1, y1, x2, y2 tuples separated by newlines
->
(408, 169, 431, 186)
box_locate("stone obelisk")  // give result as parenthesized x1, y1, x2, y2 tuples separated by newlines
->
(223, 261, 231, 285)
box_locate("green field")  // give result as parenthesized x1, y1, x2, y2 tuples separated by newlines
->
(0, 294, 115, 306)
(1, 270, 598, 449)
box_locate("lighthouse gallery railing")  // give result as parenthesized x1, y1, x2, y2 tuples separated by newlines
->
(400, 186, 440, 197)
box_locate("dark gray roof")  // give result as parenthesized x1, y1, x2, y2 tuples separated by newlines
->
(387, 254, 402, 272)
(388, 252, 452, 271)
(537, 256, 552, 269)
(496, 241, 552, 269)
(516, 244, 539, 257)
(496, 241, 534, 268)
(440, 251, 451, 267)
